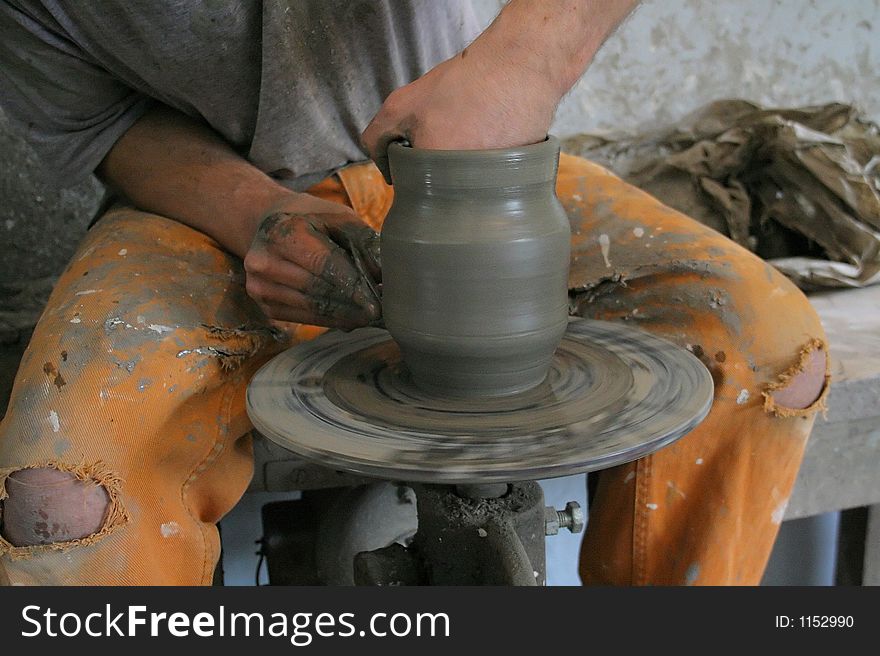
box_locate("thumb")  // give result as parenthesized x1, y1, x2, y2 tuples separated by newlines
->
(361, 123, 410, 185)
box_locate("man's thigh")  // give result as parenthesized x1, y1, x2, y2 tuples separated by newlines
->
(556, 153, 828, 585)
(0, 206, 288, 583)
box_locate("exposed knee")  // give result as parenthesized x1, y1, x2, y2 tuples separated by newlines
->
(762, 339, 830, 417)
(1, 468, 110, 547)
(713, 262, 830, 418)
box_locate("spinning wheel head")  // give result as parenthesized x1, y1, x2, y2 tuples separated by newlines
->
(246, 319, 713, 484)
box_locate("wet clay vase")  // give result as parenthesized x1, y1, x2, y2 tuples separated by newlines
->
(381, 136, 571, 397)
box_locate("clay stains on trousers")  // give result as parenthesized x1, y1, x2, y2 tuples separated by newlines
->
(0, 157, 828, 585)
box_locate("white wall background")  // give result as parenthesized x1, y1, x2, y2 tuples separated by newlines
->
(473, 0, 880, 136)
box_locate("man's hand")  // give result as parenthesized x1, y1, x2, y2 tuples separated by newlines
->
(244, 196, 382, 329)
(362, 48, 557, 182)
(98, 105, 382, 331)
(362, 0, 638, 182)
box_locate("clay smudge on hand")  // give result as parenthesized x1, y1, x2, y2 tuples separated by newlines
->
(256, 211, 382, 327)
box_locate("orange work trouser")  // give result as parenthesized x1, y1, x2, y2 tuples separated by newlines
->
(0, 154, 828, 585)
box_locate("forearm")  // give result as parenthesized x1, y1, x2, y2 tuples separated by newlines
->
(362, 0, 639, 170)
(99, 104, 381, 328)
(97, 104, 297, 258)
(474, 0, 639, 99)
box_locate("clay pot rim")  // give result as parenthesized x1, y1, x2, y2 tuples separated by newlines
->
(387, 135, 560, 189)
(388, 134, 557, 157)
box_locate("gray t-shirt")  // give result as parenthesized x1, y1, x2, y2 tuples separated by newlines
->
(0, 0, 481, 189)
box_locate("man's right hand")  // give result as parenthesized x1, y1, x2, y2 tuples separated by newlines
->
(361, 0, 639, 183)
(244, 195, 382, 330)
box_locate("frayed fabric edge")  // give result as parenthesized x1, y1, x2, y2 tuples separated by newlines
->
(0, 459, 131, 561)
(182, 324, 288, 371)
(762, 338, 831, 418)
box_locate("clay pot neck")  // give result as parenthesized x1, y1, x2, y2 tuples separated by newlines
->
(388, 136, 560, 196)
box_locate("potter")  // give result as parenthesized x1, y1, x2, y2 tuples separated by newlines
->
(381, 136, 571, 397)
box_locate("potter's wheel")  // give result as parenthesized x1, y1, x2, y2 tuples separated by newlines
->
(247, 319, 713, 483)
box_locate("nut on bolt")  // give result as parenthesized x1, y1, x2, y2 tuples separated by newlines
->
(544, 501, 584, 536)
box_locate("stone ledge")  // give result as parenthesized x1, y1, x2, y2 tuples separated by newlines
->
(785, 285, 880, 519)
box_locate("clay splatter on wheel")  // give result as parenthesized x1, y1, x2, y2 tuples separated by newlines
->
(247, 319, 714, 484)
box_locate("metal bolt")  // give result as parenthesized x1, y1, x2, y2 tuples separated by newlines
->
(559, 501, 584, 533)
(544, 501, 584, 536)
(544, 507, 559, 535)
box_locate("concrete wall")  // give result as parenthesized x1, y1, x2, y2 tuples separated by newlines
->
(0, 111, 103, 285)
(1, 0, 877, 285)
(475, 0, 880, 135)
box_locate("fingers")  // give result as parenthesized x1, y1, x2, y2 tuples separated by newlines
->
(246, 275, 372, 330)
(253, 213, 381, 319)
(361, 92, 411, 185)
(246, 211, 384, 329)
(307, 225, 382, 317)
(369, 132, 407, 186)
(323, 221, 382, 283)
(361, 232, 382, 281)
(244, 247, 359, 307)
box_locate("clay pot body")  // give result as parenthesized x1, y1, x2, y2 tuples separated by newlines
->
(381, 137, 571, 397)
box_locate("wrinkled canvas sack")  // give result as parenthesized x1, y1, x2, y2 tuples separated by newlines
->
(563, 100, 880, 290)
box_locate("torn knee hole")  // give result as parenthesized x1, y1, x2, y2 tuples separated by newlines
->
(0, 468, 109, 547)
(762, 338, 830, 417)
(0, 462, 130, 556)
